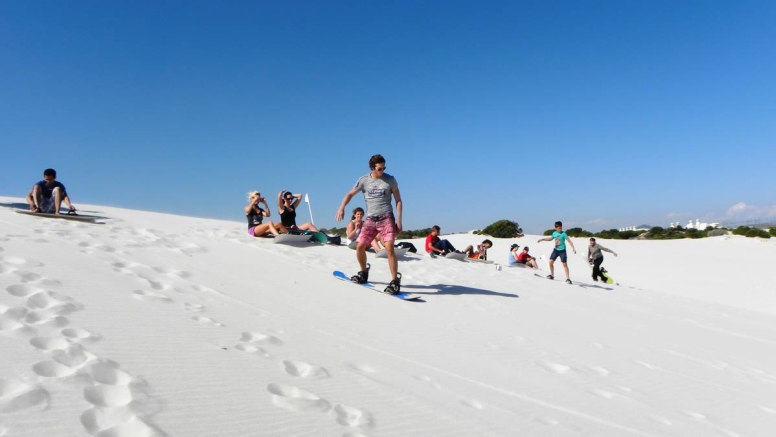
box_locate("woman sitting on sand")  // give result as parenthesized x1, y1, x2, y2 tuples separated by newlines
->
(276, 190, 320, 233)
(346, 207, 384, 251)
(463, 239, 492, 260)
(245, 191, 285, 237)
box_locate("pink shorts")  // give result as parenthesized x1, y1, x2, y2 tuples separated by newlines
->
(358, 213, 396, 245)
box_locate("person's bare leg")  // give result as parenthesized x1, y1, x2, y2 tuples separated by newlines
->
(356, 241, 369, 272)
(385, 243, 398, 280)
(26, 189, 37, 211)
(549, 259, 555, 277)
(53, 187, 63, 214)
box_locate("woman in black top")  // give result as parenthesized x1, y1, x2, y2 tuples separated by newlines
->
(245, 191, 285, 237)
(275, 190, 319, 233)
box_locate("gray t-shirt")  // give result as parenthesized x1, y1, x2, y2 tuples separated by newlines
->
(353, 173, 398, 217)
(588, 243, 613, 260)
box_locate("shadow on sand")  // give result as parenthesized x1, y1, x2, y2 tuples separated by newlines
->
(0, 202, 29, 210)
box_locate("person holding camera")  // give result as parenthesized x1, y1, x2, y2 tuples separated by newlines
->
(245, 191, 285, 237)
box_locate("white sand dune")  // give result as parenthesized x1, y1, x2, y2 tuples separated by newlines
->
(1, 196, 775, 436)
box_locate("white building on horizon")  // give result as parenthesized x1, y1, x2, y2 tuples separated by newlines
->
(618, 225, 651, 232)
(669, 219, 720, 230)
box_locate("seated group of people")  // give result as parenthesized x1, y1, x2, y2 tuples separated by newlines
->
(247, 200, 536, 270)
(246, 190, 319, 237)
(424, 225, 537, 268)
(507, 244, 539, 269)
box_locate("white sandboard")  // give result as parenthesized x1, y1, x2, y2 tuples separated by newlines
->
(374, 247, 409, 258)
(465, 257, 493, 264)
(273, 234, 312, 244)
(444, 252, 466, 260)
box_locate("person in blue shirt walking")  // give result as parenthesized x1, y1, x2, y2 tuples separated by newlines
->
(537, 221, 577, 284)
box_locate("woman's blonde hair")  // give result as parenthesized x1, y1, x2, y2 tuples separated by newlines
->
(246, 190, 260, 201)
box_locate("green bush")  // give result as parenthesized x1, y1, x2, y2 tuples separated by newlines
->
(770, 228, 776, 237)
(397, 227, 433, 240)
(481, 220, 522, 238)
(566, 227, 593, 237)
(543, 229, 554, 236)
(745, 228, 770, 238)
(732, 226, 770, 238)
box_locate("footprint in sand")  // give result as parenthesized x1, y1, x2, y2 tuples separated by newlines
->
(460, 398, 484, 409)
(282, 360, 331, 378)
(80, 407, 161, 437)
(235, 344, 270, 357)
(0, 378, 50, 412)
(344, 362, 377, 374)
(0, 264, 16, 275)
(534, 416, 559, 426)
(52, 343, 92, 367)
(758, 406, 776, 414)
(132, 290, 173, 303)
(588, 388, 616, 399)
(587, 366, 610, 376)
(649, 415, 672, 425)
(26, 291, 74, 309)
(32, 359, 78, 378)
(534, 361, 572, 375)
(83, 384, 133, 407)
(29, 336, 71, 351)
(6, 284, 44, 297)
(183, 303, 205, 312)
(62, 327, 99, 341)
(331, 403, 375, 428)
(683, 410, 708, 420)
(240, 331, 283, 346)
(0, 256, 43, 268)
(136, 275, 172, 291)
(152, 266, 193, 279)
(14, 271, 42, 283)
(413, 374, 442, 390)
(266, 383, 331, 413)
(635, 360, 661, 370)
(191, 315, 224, 327)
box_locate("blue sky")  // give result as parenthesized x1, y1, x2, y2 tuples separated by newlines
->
(2, 0, 774, 234)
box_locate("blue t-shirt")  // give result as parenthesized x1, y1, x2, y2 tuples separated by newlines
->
(507, 253, 519, 266)
(35, 180, 67, 199)
(552, 231, 568, 251)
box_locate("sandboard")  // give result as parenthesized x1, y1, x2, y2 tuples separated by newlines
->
(14, 209, 104, 223)
(444, 252, 466, 260)
(332, 271, 421, 301)
(273, 234, 313, 244)
(465, 257, 493, 264)
(374, 247, 409, 258)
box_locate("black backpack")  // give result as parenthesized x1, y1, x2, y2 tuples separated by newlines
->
(395, 242, 417, 253)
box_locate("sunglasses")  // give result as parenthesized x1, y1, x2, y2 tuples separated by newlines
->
(374, 166, 386, 171)
(285, 197, 293, 200)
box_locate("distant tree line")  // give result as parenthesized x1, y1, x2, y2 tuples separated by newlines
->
(323, 219, 524, 240)
(326, 222, 774, 241)
(538, 225, 775, 240)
